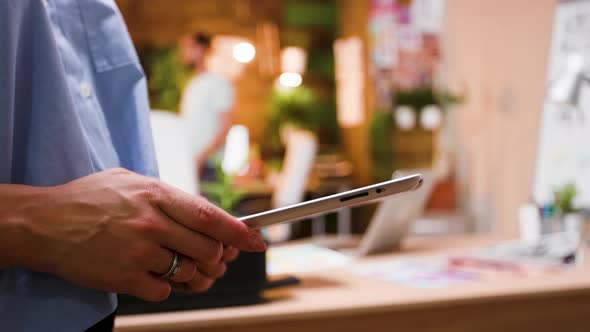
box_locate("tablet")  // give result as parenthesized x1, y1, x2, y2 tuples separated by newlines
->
(239, 174, 423, 229)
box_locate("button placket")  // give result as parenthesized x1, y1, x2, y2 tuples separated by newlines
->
(80, 82, 92, 99)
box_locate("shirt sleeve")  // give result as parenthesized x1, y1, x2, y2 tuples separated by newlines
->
(0, 0, 80, 184)
(208, 75, 234, 114)
(0, 1, 17, 182)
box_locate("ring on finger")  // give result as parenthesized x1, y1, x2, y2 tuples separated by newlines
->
(160, 251, 182, 279)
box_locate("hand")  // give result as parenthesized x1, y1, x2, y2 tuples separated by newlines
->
(19, 168, 266, 301)
(169, 244, 242, 293)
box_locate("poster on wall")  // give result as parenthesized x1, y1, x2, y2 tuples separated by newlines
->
(367, 0, 443, 90)
(367, 0, 444, 108)
(334, 37, 365, 127)
(411, 0, 445, 34)
(534, 0, 590, 207)
(369, 0, 399, 70)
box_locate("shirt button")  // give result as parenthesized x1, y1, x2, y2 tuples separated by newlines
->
(80, 82, 92, 98)
(42, 0, 48, 7)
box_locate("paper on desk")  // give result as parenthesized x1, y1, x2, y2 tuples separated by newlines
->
(465, 232, 580, 266)
(447, 232, 581, 276)
(267, 244, 353, 276)
(355, 259, 480, 289)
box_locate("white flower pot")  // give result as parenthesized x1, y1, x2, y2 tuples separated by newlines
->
(564, 213, 583, 235)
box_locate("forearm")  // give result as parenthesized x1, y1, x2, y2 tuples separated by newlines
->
(201, 130, 229, 159)
(0, 184, 51, 270)
(199, 114, 233, 160)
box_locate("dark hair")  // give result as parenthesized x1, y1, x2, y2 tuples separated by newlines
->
(192, 32, 211, 49)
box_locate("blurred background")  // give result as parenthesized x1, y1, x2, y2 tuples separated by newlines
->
(116, 0, 588, 243)
(114, 1, 590, 329)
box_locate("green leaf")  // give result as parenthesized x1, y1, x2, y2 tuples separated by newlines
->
(200, 158, 245, 215)
(142, 48, 191, 112)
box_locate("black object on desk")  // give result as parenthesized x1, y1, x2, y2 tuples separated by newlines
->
(117, 251, 298, 315)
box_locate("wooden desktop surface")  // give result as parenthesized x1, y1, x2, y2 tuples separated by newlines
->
(115, 235, 590, 332)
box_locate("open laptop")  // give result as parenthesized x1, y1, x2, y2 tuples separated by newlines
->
(356, 169, 437, 255)
(318, 169, 437, 256)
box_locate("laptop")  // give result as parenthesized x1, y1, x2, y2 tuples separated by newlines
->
(317, 169, 437, 256)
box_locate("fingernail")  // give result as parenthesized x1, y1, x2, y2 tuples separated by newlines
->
(249, 232, 267, 251)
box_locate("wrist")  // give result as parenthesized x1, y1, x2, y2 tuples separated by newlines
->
(0, 185, 58, 273)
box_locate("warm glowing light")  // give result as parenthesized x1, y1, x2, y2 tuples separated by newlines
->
(281, 47, 307, 74)
(232, 42, 256, 63)
(334, 37, 365, 127)
(279, 72, 302, 88)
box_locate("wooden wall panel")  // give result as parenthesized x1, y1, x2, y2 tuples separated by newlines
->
(444, 0, 556, 234)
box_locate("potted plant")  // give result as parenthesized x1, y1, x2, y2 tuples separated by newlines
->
(554, 183, 581, 234)
(265, 86, 320, 150)
(141, 47, 191, 112)
(262, 86, 321, 242)
(201, 158, 245, 216)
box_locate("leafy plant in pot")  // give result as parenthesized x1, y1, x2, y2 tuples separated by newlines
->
(141, 47, 191, 112)
(265, 86, 320, 152)
(554, 183, 581, 234)
(394, 88, 464, 117)
(200, 158, 245, 216)
(368, 88, 464, 182)
(263, 86, 320, 241)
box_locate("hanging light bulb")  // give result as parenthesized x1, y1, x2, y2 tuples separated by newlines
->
(232, 42, 256, 63)
(278, 72, 302, 88)
(281, 46, 307, 74)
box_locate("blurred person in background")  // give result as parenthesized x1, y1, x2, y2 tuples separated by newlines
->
(0, 1, 265, 331)
(178, 32, 235, 181)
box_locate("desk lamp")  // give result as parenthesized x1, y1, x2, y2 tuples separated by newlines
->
(547, 52, 589, 122)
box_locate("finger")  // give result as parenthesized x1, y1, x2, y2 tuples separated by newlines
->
(150, 209, 225, 266)
(153, 183, 266, 252)
(170, 269, 215, 293)
(167, 255, 197, 283)
(222, 246, 240, 262)
(149, 250, 197, 283)
(128, 274, 172, 302)
(187, 269, 215, 292)
(197, 261, 227, 279)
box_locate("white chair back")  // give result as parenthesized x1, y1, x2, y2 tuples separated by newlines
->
(273, 128, 318, 208)
(266, 128, 318, 242)
(150, 110, 198, 195)
(222, 125, 250, 176)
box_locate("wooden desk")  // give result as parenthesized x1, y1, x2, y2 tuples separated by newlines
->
(115, 235, 590, 332)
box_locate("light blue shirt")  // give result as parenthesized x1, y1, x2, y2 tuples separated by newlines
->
(0, 0, 158, 330)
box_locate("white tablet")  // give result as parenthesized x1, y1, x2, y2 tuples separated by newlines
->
(239, 174, 423, 229)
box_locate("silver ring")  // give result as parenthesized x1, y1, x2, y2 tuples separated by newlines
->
(160, 251, 181, 279)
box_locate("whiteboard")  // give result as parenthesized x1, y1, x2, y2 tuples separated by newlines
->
(534, 0, 590, 207)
